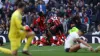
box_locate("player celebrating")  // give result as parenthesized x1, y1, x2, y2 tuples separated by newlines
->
(36, 12, 47, 46)
(64, 26, 94, 52)
(36, 12, 46, 33)
(0, 2, 35, 56)
(46, 14, 66, 46)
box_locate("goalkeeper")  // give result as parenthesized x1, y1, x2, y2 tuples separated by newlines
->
(0, 2, 35, 56)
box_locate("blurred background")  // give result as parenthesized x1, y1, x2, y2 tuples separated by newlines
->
(0, 0, 100, 46)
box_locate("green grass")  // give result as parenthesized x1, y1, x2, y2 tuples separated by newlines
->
(0, 43, 100, 56)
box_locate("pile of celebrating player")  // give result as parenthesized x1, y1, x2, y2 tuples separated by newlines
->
(30, 11, 99, 53)
(31, 12, 66, 46)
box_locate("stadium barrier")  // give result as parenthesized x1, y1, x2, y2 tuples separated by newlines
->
(0, 31, 100, 43)
(84, 35, 100, 43)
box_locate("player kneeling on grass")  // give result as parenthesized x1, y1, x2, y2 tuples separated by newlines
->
(0, 2, 35, 56)
(64, 27, 94, 52)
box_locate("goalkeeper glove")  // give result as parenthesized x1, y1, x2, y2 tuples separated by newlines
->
(24, 25, 32, 32)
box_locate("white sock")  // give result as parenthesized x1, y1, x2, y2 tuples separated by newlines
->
(80, 43, 88, 49)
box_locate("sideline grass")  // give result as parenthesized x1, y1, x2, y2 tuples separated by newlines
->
(0, 43, 100, 56)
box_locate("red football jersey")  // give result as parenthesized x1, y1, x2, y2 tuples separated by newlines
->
(50, 16, 61, 26)
(36, 16, 46, 32)
(32, 18, 37, 27)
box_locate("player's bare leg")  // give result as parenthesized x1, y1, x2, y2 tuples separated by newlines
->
(69, 44, 80, 52)
(22, 31, 35, 56)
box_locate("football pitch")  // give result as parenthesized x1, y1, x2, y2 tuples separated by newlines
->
(0, 43, 100, 56)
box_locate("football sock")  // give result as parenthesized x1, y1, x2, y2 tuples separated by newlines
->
(0, 47, 12, 54)
(80, 43, 88, 49)
(95, 46, 100, 51)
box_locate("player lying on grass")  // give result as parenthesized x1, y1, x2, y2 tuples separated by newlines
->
(64, 26, 94, 52)
(0, 2, 35, 56)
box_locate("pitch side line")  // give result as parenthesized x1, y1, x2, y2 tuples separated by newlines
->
(0, 49, 56, 53)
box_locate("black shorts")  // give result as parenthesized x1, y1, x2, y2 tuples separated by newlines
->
(65, 48, 78, 52)
(56, 24, 64, 33)
(65, 48, 70, 52)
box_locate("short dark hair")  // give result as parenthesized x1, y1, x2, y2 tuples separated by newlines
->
(38, 12, 44, 16)
(79, 24, 87, 34)
(18, 2, 25, 8)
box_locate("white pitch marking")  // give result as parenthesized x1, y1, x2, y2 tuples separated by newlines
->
(0, 49, 56, 53)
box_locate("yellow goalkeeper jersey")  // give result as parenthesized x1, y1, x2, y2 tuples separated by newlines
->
(8, 9, 24, 39)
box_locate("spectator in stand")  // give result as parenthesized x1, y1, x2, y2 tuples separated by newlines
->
(90, 3, 96, 15)
(86, 5, 92, 19)
(67, 0, 73, 7)
(23, 0, 29, 3)
(85, 5, 92, 30)
(81, 13, 90, 32)
(95, 2, 100, 30)
(0, 14, 2, 30)
(62, 14, 69, 33)
(29, 2, 34, 12)
(98, 24, 100, 34)
(76, 0, 84, 8)
(0, 14, 5, 32)
(25, 12, 34, 26)
(29, 0, 35, 5)
(5, 0, 10, 9)
(0, 0, 3, 9)
(72, 6, 77, 15)
(59, 6, 64, 17)
(72, 6, 80, 16)
(43, 0, 49, 6)
(47, 0, 55, 10)
(66, 6, 72, 17)
(9, 0, 16, 5)
(92, 24, 100, 35)
(37, 0, 46, 14)
(78, 7, 84, 17)
(0, 14, 1, 20)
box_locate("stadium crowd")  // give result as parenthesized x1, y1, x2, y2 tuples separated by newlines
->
(0, 0, 100, 46)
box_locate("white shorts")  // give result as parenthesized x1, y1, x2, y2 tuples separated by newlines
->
(64, 43, 73, 49)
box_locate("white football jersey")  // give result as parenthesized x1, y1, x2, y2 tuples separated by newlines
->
(64, 32, 80, 49)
